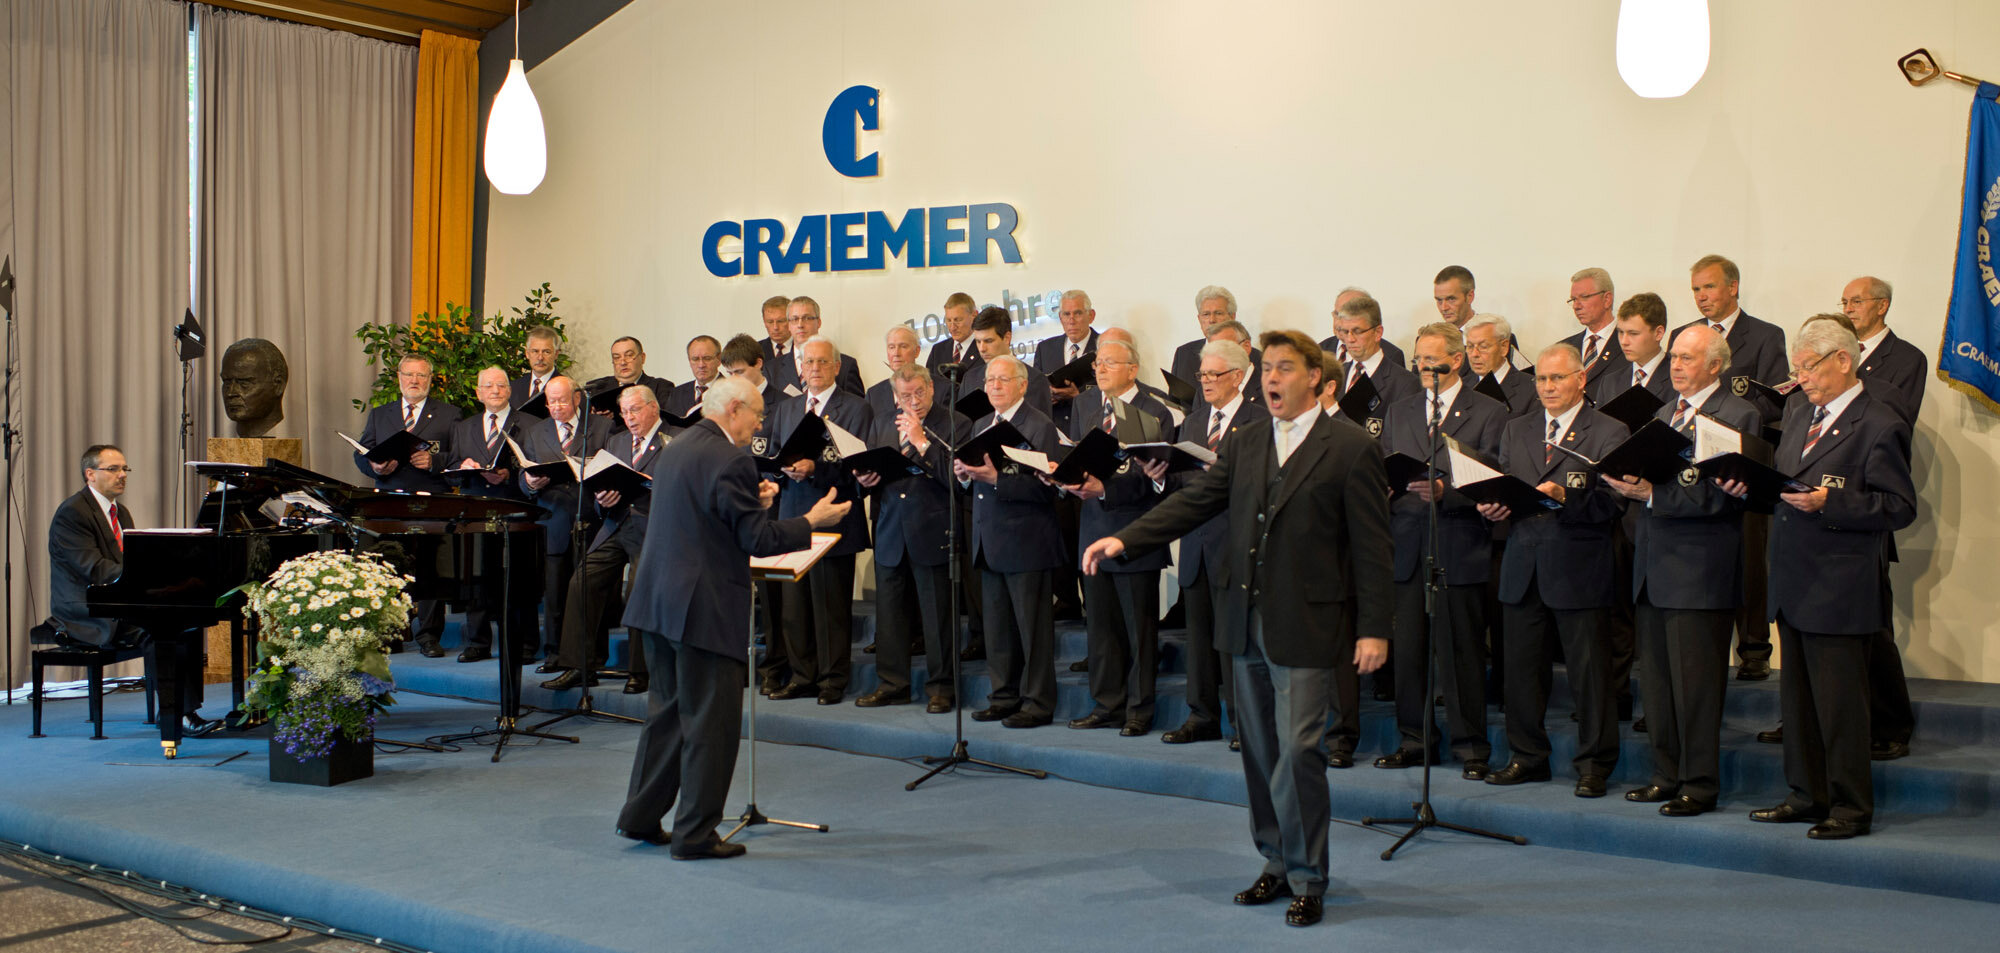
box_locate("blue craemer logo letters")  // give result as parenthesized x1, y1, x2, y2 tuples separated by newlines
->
(701, 87, 1022, 278)
(822, 84, 880, 178)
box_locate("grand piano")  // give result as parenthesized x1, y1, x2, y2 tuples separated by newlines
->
(88, 459, 542, 757)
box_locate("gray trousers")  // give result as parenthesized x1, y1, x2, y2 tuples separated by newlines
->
(875, 557, 951, 698)
(617, 632, 746, 851)
(982, 567, 1056, 719)
(1082, 569, 1160, 726)
(1235, 611, 1333, 898)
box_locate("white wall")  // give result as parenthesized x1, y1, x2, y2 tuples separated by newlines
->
(485, 0, 2000, 681)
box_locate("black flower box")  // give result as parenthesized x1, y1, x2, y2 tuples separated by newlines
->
(268, 734, 373, 786)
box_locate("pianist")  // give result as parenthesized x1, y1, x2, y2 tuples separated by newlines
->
(47, 445, 217, 736)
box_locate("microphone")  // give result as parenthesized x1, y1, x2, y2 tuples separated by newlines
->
(1415, 363, 1454, 375)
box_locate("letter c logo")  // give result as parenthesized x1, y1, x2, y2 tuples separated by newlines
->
(822, 85, 880, 178)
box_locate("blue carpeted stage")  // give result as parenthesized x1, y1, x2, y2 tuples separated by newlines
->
(4, 609, 1997, 952)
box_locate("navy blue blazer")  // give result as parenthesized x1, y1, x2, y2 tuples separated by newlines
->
(1630, 389, 1759, 610)
(590, 423, 673, 552)
(965, 405, 1066, 573)
(1171, 399, 1270, 589)
(1172, 339, 1264, 405)
(1669, 311, 1788, 426)
(1472, 367, 1538, 419)
(47, 489, 133, 647)
(1034, 329, 1099, 378)
(1066, 388, 1176, 573)
(961, 360, 1055, 420)
(1338, 358, 1420, 435)
(1562, 325, 1631, 387)
(518, 413, 614, 554)
(663, 377, 723, 418)
(353, 399, 460, 492)
(1587, 358, 1677, 412)
(1858, 330, 1927, 428)
(865, 405, 966, 569)
(619, 419, 813, 662)
(1766, 390, 1915, 634)
(1494, 407, 1630, 609)
(926, 335, 982, 378)
(1381, 385, 1508, 586)
(1320, 336, 1407, 379)
(769, 388, 874, 557)
(443, 409, 533, 501)
(509, 373, 554, 416)
(766, 348, 865, 399)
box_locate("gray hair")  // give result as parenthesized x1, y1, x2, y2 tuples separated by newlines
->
(701, 374, 759, 419)
(801, 336, 843, 366)
(80, 444, 123, 476)
(1061, 289, 1093, 312)
(1795, 319, 1860, 367)
(1463, 312, 1513, 342)
(1194, 285, 1237, 315)
(1570, 266, 1614, 298)
(1334, 294, 1382, 329)
(1414, 322, 1466, 358)
(885, 325, 919, 345)
(1537, 342, 1584, 369)
(891, 364, 933, 386)
(625, 385, 660, 407)
(986, 354, 1028, 381)
(1677, 323, 1733, 370)
(1199, 338, 1250, 375)
(1097, 338, 1137, 364)
(1858, 276, 1893, 304)
(1205, 319, 1251, 343)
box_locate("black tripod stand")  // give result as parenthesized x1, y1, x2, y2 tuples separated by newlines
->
(909, 361, 1045, 790)
(1364, 365, 1524, 859)
(1, 257, 17, 705)
(529, 439, 641, 734)
(723, 575, 828, 840)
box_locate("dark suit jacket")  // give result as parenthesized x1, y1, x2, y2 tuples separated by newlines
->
(48, 489, 133, 647)
(961, 360, 1056, 420)
(590, 423, 672, 552)
(766, 348, 864, 399)
(1631, 390, 1759, 610)
(443, 409, 533, 500)
(770, 388, 874, 557)
(1562, 325, 1631, 387)
(1034, 329, 1099, 379)
(1381, 386, 1508, 585)
(1171, 399, 1271, 588)
(519, 413, 614, 554)
(1494, 407, 1629, 609)
(1669, 311, 1788, 426)
(965, 405, 1066, 573)
(619, 419, 812, 661)
(865, 405, 966, 568)
(1066, 388, 1176, 573)
(1320, 336, 1406, 378)
(586, 373, 676, 434)
(758, 336, 785, 367)
(1858, 330, 1928, 427)
(1588, 357, 1676, 412)
(1766, 390, 1915, 634)
(1474, 366, 1540, 419)
(1173, 339, 1264, 405)
(353, 399, 460, 492)
(664, 377, 724, 418)
(1339, 357, 1420, 434)
(509, 373, 555, 417)
(1117, 409, 1394, 669)
(926, 335, 982, 378)
(864, 376, 917, 420)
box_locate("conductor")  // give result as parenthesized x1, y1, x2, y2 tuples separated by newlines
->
(614, 376, 853, 859)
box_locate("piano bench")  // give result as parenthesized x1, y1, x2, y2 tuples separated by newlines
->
(29, 622, 156, 740)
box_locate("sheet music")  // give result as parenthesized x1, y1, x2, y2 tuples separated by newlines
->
(582, 449, 637, 480)
(335, 432, 370, 454)
(749, 531, 842, 578)
(783, 384, 804, 397)
(1692, 414, 1742, 463)
(1445, 442, 1503, 486)
(824, 417, 868, 459)
(1000, 445, 1055, 474)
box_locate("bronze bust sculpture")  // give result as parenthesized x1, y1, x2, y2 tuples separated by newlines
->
(219, 338, 289, 438)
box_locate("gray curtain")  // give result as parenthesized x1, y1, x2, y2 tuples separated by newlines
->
(1, 0, 190, 689)
(195, 4, 415, 479)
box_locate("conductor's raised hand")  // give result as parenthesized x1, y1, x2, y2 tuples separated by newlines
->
(805, 488, 852, 528)
(1080, 536, 1125, 575)
(757, 479, 780, 508)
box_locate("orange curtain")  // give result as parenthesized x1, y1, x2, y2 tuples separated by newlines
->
(411, 30, 480, 324)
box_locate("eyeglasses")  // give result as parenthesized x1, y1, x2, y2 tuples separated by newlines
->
(1091, 359, 1134, 368)
(799, 357, 835, 366)
(1331, 325, 1380, 339)
(1195, 369, 1243, 382)
(1532, 371, 1582, 385)
(1839, 296, 1885, 308)
(90, 465, 134, 474)
(1791, 351, 1836, 377)
(1465, 340, 1499, 353)
(1566, 290, 1611, 306)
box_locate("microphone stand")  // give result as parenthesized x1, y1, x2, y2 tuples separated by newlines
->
(908, 361, 1047, 790)
(531, 428, 641, 732)
(1364, 364, 1525, 858)
(2, 259, 17, 704)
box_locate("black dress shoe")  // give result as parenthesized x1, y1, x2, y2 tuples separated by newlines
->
(457, 647, 493, 663)
(1228, 737, 1241, 752)
(1757, 725, 1785, 744)
(1285, 895, 1323, 927)
(535, 659, 565, 674)
(1373, 748, 1436, 769)
(417, 642, 445, 658)
(816, 688, 844, 705)
(183, 713, 221, 738)
(855, 688, 911, 707)
(1485, 762, 1552, 786)
(1068, 711, 1120, 730)
(862, 641, 878, 654)
(1624, 784, 1674, 803)
(1807, 819, 1870, 840)
(1461, 760, 1491, 781)
(1233, 873, 1291, 906)
(540, 669, 598, 691)
(1870, 740, 1910, 761)
(615, 827, 670, 846)
(1632, 716, 1648, 734)
(1119, 720, 1150, 737)
(1068, 659, 1089, 673)
(623, 676, 649, 695)
(1160, 722, 1222, 744)
(959, 641, 986, 662)
(1659, 796, 1714, 817)
(1748, 803, 1827, 824)
(1575, 775, 1608, 798)
(1000, 711, 1051, 729)
(768, 683, 816, 700)
(926, 696, 954, 714)
(970, 706, 1015, 722)
(1326, 750, 1353, 769)
(1736, 658, 1771, 681)
(670, 840, 747, 860)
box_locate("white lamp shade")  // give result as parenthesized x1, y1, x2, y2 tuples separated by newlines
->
(1615, 0, 1710, 99)
(484, 59, 547, 195)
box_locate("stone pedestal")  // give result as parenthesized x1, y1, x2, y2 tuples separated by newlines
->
(203, 437, 304, 683)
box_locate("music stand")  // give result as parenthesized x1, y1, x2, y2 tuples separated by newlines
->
(173, 309, 204, 527)
(1, 257, 17, 704)
(435, 513, 579, 761)
(723, 531, 841, 841)
(528, 444, 643, 733)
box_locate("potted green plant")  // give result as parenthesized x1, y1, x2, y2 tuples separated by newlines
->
(354, 283, 576, 415)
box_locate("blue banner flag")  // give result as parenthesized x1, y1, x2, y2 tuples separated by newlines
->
(1940, 82, 2000, 412)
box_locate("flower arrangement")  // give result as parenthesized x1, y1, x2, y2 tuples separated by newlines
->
(237, 551, 413, 762)
(353, 283, 576, 415)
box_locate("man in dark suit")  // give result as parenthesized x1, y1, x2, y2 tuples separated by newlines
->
(614, 375, 851, 859)
(1085, 330, 1391, 928)
(1173, 284, 1238, 387)
(1033, 289, 1100, 431)
(1562, 267, 1631, 389)
(957, 355, 1067, 729)
(925, 293, 986, 660)
(866, 326, 925, 419)
(1476, 344, 1629, 797)
(1435, 267, 1516, 379)
(1372, 324, 1508, 778)
(1735, 320, 1915, 840)
(1160, 340, 1270, 746)
(510, 325, 560, 417)
(1328, 294, 1418, 437)
(1319, 286, 1406, 378)
(1060, 339, 1175, 736)
(521, 376, 614, 667)
(541, 385, 674, 694)
(925, 292, 983, 378)
(765, 338, 874, 705)
(444, 367, 539, 664)
(1200, 320, 1264, 407)
(1462, 314, 1535, 418)
(720, 334, 795, 693)
(48, 445, 215, 735)
(757, 294, 793, 367)
(664, 335, 723, 418)
(766, 296, 865, 397)
(1672, 255, 1788, 682)
(959, 307, 1055, 419)
(853, 366, 966, 710)
(353, 354, 461, 656)
(587, 336, 675, 435)
(1604, 325, 1758, 816)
